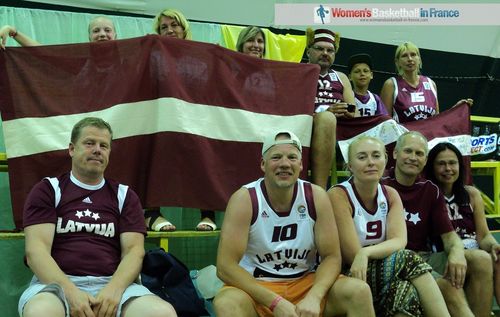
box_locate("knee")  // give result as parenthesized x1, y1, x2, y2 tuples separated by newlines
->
(23, 293, 65, 317)
(213, 288, 254, 316)
(333, 277, 372, 304)
(313, 111, 337, 131)
(467, 249, 493, 276)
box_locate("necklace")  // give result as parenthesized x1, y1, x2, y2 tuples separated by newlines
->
(402, 74, 419, 87)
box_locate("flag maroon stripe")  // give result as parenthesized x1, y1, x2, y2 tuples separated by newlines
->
(0, 35, 319, 121)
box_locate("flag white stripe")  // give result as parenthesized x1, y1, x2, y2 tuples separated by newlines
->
(338, 119, 408, 161)
(3, 97, 313, 158)
(428, 135, 471, 155)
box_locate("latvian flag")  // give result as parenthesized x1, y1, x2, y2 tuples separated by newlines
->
(0, 35, 318, 229)
(336, 103, 472, 181)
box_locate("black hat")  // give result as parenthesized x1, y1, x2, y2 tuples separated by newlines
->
(347, 53, 372, 73)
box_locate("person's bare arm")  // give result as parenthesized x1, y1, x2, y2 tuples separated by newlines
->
(467, 185, 500, 261)
(441, 231, 467, 289)
(93, 232, 145, 317)
(380, 78, 395, 117)
(25, 223, 96, 317)
(216, 188, 289, 311)
(296, 185, 341, 316)
(0, 25, 40, 49)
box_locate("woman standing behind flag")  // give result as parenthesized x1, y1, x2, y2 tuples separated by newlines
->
(380, 41, 472, 123)
(327, 136, 450, 316)
(148, 8, 219, 232)
(235, 26, 265, 59)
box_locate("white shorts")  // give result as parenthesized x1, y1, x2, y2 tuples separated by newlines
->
(18, 275, 154, 317)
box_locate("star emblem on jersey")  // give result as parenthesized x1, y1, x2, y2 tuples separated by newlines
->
(75, 209, 100, 221)
(406, 212, 421, 225)
(414, 113, 428, 120)
(273, 260, 299, 272)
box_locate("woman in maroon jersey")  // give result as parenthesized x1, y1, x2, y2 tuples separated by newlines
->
(426, 141, 500, 306)
(380, 41, 472, 123)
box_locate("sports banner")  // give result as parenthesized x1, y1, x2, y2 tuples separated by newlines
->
(0, 35, 318, 229)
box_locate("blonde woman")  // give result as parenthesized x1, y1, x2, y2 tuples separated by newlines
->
(328, 136, 449, 316)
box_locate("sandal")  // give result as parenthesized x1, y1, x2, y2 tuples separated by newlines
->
(145, 209, 176, 232)
(196, 217, 217, 231)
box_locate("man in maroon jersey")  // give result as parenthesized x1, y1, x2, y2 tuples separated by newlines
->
(18, 117, 176, 317)
(382, 131, 493, 316)
(306, 28, 357, 189)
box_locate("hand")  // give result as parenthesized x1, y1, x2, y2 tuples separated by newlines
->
(349, 251, 368, 282)
(491, 244, 500, 262)
(273, 297, 299, 317)
(327, 102, 350, 118)
(93, 285, 123, 317)
(444, 248, 467, 288)
(295, 293, 321, 317)
(65, 288, 97, 317)
(0, 25, 16, 50)
(453, 98, 473, 108)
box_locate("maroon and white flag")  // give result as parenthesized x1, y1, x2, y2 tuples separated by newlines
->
(336, 103, 471, 180)
(0, 35, 318, 229)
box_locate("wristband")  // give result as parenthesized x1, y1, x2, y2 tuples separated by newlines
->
(269, 295, 283, 312)
(9, 30, 17, 38)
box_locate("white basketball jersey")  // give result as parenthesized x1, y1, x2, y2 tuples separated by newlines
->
(239, 178, 317, 281)
(337, 180, 389, 246)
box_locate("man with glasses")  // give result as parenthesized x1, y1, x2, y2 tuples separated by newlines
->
(306, 28, 357, 189)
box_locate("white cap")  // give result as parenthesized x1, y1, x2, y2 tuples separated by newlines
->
(262, 130, 302, 155)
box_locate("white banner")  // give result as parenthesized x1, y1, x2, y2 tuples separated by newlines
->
(275, 3, 500, 26)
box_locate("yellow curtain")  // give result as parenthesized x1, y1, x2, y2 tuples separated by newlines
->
(221, 25, 306, 63)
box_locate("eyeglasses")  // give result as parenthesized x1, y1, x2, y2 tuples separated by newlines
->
(311, 45, 336, 55)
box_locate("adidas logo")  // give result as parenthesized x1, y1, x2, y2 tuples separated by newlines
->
(82, 197, 93, 204)
(261, 210, 269, 218)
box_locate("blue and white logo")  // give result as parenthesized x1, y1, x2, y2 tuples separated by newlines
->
(314, 5, 331, 24)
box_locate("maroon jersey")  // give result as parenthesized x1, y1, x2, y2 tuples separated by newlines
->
(382, 170, 453, 251)
(23, 172, 146, 276)
(391, 75, 438, 123)
(445, 195, 478, 249)
(314, 70, 345, 112)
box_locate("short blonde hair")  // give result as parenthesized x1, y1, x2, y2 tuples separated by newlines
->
(394, 41, 422, 75)
(152, 8, 192, 40)
(347, 136, 386, 163)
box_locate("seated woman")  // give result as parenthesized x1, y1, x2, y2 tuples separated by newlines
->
(327, 136, 449, 316)
(235, 26, 265, 58)
(426, 142, 499, 307)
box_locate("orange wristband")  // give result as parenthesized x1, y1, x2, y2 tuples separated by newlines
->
(269, 295, 283, 312)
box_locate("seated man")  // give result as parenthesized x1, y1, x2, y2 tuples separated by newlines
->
(382, 131, 493, 316)
(306, 28, 357, 189)
(18, 117, 176, 317)
(214, 130, 375, 317)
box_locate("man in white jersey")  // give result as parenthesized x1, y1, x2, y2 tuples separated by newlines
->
(214, 131, 375, 317)
(19, 117, 176, 317)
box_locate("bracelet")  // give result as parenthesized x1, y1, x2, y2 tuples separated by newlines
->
(9, 30, 17, 38)
(269, 295, 283, 312)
